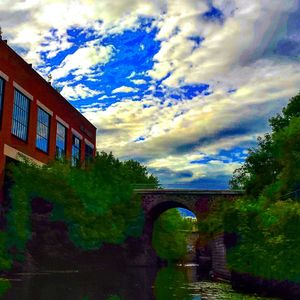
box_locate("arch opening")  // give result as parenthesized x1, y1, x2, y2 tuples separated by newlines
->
(135, 190, 238, 278)
(150, 204, 199, 265)
(139, 199, 213, 277)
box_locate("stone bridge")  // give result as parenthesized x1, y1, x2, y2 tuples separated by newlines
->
(132, 189, 244, 279)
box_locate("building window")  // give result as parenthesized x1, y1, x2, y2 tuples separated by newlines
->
(11, 89, 30, 141)
(72, 135, 81, 166)
(36, 107, 50, 152)
(56, 122, 67, 160)
(85, 143, 94, 163)
(0, 77, 4, 126)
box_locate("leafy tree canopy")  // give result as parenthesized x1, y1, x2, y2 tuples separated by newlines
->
(201, 92, 300, 282)
(5, 152, 159, 257)
(230, 91, 300, 199)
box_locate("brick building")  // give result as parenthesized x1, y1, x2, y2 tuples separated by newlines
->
(0, 37, 97, 204)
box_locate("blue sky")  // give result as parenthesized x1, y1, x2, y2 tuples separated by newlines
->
(1, 0, 300, 189)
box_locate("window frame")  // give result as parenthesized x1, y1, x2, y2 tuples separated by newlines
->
(36, 106, 51, 153)
(55, 121, 67, 160)
(71, 134, 81, 167)
(0, 76, 5, 129)
(11, 89, 31, 142)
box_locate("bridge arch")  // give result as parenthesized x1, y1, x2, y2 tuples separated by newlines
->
(146, 200, 192, 221)
(132, 189, 243, 279)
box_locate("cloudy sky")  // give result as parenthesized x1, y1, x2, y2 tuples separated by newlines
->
(1, 0, 300, 189)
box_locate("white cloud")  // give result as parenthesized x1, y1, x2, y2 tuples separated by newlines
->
(51, 43, 114, 80)
(82, 57, 300, 182)
(98, 95, 109, 100)
(0, 0, 163, 65)
(127, 71, 136, 79)
(112, 86, 139, 94)
(2, 0, 300, 186)
(61, 84, 102, 100)
(80, 102, 104, 109)
(150, 0, 299, 91)
(131, 79, 147, 85)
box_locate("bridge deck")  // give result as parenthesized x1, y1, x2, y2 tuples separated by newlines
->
(134, 189, 244, 195)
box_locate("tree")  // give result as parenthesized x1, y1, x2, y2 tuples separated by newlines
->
(224, 91, 300, 282)
(229, 134, 280, 197)
(269, 92, 300, 133)
(230, 91, 300, 198)
(5, 151, 159, 259)
(152, 209, 192, 262)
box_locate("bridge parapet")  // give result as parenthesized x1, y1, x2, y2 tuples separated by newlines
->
(134, 189, 244, 216)
(134, 189, 244, 194)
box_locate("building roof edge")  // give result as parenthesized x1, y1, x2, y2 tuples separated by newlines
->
(0, 39, 98, 131)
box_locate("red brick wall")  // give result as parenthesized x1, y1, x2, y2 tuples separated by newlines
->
(0, 39, 97, 201)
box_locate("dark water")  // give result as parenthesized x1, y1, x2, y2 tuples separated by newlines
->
(0, 265, 278, 300)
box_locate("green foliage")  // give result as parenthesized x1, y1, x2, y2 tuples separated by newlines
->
(230, 91, 300, 197)
(229, 134, 280, 196)
(198, 197, 232, 239)
(4, 151, 158, 261)
(225, 198, 300, 282)
(0, 232, 12, 270)
(122, 159, 159, 189)
(152, 209, 192, 262)
(229, 92, 300, 202)
(269, 92, 300, 133)
(181, 216, 197, 231)
(106, 296, 121, 300)
(0, 278, 11, 297)
(271, 117, 300, 197)
(0, 231, 12, 270)
(199, 195, 300, 282)
(201, 92, 300, 283)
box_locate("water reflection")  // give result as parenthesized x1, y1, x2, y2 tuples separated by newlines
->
(1, 267, 156, 300)
(1, 266, 277, 300)
(0, 279, 11, 298)
(154, 266, 192, 300)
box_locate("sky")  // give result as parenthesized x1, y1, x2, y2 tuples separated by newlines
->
(1, 0, 300, 190)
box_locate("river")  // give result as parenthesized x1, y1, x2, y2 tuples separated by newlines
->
(0, 265, 278, 299)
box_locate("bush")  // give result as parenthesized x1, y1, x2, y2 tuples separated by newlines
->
(3, 152, 158, 264)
